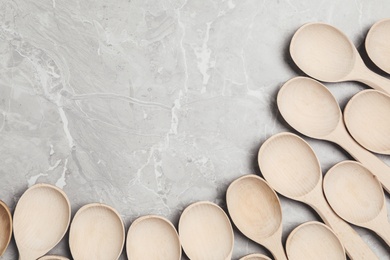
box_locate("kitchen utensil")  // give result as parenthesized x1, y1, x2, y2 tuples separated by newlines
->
(13, 183, 71, 260)
(126, 215, 181, 260)
(366, 18, 390, 74)
(239, 253, 272, 260)
(69, 203, 125, 260)
(286, 221, 345, 260)
(0, 200, 12, 256)
(323, 161, 390, 245)
(39, 256, 70, 260)
(290, 22, 390, 94)
(226, 175, 287, 260)
(277, 76, 390, 192)
(258, 132, 378, 259)
(344, 89, 390, 154)
(178, 201, 233, 260)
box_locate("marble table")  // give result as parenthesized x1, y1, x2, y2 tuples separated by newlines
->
(1, 0, 389, 259)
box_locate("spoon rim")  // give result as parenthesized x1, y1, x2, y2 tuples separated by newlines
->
(126, 214, 181, 259)
(38, 255, 70, 260)
(178, 200, 234, 259)
(366, 18, 390, 74)
(69, 202, 125, 260)
(290, 22, 357, 82)
(258, 132, 322, 199)
(344, 89, 390, 154)
(239, 253, 273, 260)
(0, 200, 12, 256)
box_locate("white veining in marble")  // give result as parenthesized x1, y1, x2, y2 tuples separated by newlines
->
(1, 0, 390, 259)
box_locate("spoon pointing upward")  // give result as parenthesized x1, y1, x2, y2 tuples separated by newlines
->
(290, 22, 390, 95)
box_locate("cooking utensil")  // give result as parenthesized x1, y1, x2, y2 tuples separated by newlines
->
(13, 183, 71, 260)
(286, 221, 345, 260)
(324, 161, 390, 245)
(344, 89, 390, 154)
(0, 200, 12, 256)
(226, 175, 287, 260)
(290, 22, 390, 94)
(126, 215, 181, 260)
(258, 132, 378, 259)
(366, 18, 390, 74)
(178, 201, 233, 260)
(69, 203, 125, 260)
(277, 76, 390, 192)
(239, 253, 272, 260)
(39, 256, 70, 260)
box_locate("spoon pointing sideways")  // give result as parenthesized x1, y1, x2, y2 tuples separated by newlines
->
(0, 200, 12, 256)
(239, 253, 272, 260)
(13, 184, 71, 260)
(290, 22, 390, 95)
(366, 18, 390, 74)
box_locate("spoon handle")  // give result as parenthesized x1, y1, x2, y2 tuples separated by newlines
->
(330, 124, 390, 193)
(306, 186, 379, 260)
(262, 232, 288, 260)
(356, 67, 390, 95)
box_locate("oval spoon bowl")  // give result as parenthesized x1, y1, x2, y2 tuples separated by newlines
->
(39, 256, 70, 260)
(366, 18, 390, 74)
(0, 200, 12, 256)
(239, 253, 272, 260)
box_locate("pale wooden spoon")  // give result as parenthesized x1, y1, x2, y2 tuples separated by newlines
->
(13, 183, 71, 260)
(226, 175, 287, 260)
(324, 161, 390, 246)
(0, 200, 12, 256)
(344, 89, 390, 154)
(69, 203, 125, 260)
(239, 253, 272, 260)
(258, 132, 378, 259)
(290, 22, 390, 94)
(277, 77, 390, 192)
(126, 215, 181, 260)
(178, 201, 233, 260)
(38, 256, 70, 260)
(366, 18, 390, 74)
(286, 221, 345, 260)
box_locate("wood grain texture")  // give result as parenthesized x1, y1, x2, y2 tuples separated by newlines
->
(126, 215, 181, 260)
(366, 18, 390, 74)
(0, 200, 12, 256)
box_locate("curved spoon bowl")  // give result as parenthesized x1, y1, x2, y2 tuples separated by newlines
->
(39, 256, 70, 260)
(366, 18, 390, 74)
(0, 200, 12, 256)
(239, 253, 272, 260)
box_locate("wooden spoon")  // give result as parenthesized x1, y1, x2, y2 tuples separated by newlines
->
(126, 215, 181, 260)
(277, 76, 390, 192)
(13, 183, 71, 260)
(178, 201, 233, 260)
(286, 221, 345, 260)
(323, 161, 390, 246)
(69, 203, 125, 260)
(366, 18, 390, 74)
(38, 256, 70, 260)
(344, 89, 390, 154)
(226, 175, 287, 260)
(0, 200, 12, 256)
(290, 22, 390, 94)
(258, 132, 378, 259)
(239, 253, 272, 260)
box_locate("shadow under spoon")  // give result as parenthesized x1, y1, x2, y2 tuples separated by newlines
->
(324, 161, 390, 246)
(277, 76, 390, 192)
(290, 22, 390, 94)
(258, 132, 378, 259)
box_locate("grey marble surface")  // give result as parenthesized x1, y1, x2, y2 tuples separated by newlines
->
(1, 0, 390, 259)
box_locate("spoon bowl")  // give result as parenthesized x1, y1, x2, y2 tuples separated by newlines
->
(69, 203, 125, 260)
(0, 200, 12, 256)
(126, 215, 181, 260)
(323, 161, 390, 245)
(13, 184, 71, 260)
(39, 256, 70, 260)
(239, 253, 272, 260)
(226, 175, 287, 260)
(286, 221, 345, 260)
(178, 201, 233, 260)
(344, 89, 390, 154)
(366, 18, 390, 74)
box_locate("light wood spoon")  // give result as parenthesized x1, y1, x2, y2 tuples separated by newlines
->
(366, 18, 390, 74)
(277, 76, 390, 192)
(239, 253, 272, 260)
(258, 132, 378, 259)
(0, 200, 12, 256)
(226, 175, 287, 260)
(344, 89, 390, 154)
(286, 221, 345, 260)
(126, 215, 181, 260)
(39, 256, 70, 260)
(290, 22, 390, 94)
(178, 201, 233, 260)
(69, 203, 125, 260)
(13, 183, 71, 260)
(324, 161, 390, 246)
